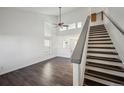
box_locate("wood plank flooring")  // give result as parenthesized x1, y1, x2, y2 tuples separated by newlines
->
(0, 57, 72, 86)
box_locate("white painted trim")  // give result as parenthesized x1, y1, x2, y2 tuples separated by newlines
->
(73, 63, 80, 86)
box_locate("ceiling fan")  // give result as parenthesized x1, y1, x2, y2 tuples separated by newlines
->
(54, 7, 69, 28)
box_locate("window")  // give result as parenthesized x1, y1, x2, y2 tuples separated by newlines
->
(68, 23, 76, 30)
(44, 22, 52, 37)
(44, 40, 50, 47)
(59, 27, 67, 31)
(77, 22, 82, 28)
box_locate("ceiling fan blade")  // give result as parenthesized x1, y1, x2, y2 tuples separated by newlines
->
(63, 25, 69, 27)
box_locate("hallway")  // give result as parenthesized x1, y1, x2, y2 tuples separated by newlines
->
(0, 57, 73, 86)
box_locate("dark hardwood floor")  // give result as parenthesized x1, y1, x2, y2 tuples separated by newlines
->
(0, 57, 73, 86)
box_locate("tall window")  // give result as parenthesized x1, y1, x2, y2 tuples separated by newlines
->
(44, 39, 50, 47)
(44, 22, 52, 37)
(77, 22, 82, 28)
(59, 27, 67, 31)
(68, 23, 76, 30)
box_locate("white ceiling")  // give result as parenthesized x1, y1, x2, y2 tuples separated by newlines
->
(17, 7, 81, 16)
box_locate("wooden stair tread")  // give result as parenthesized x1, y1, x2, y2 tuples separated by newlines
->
(84, 74, 122, 86)
(88, 42, 113, 45)
(89, 36, 110, 38)
(90, 30, 107, 32)
(86, 66, 124, 77)
(89, 34, 109, 36)
(89, 39, 111, 41)
(85, 70, 124, 84)
(83, 78, 106, 86)
(87, 55, 121, 62)
(86, 62, 124, 72)
(88, 46, 115, 49)
(87, 59, 123, 67)
(87, 51, 118, 55)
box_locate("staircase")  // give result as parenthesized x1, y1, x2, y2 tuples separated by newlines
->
(83, 24, 124, 86)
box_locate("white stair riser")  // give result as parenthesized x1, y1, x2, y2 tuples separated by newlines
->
(88, 45, 113, 47)
(88, 49, 116, 52)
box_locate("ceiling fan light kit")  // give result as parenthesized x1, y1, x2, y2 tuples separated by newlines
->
(54, 7, 69, 28)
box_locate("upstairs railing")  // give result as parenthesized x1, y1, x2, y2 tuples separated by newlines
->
(103, 11, 124, 35)
(95, 11, 124, 35)
(71, 15, 90, 85)
(71, 16, 90, 64)
(102, 11, 124, 64)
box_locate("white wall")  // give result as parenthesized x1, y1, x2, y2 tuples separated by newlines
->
(103, 8, 124, 64)
(91, 7, 105, 14)
(56, 8, 90, 58)
(0, 8, 57, 75)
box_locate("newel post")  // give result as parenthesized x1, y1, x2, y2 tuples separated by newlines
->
(73, 63, 80, 86)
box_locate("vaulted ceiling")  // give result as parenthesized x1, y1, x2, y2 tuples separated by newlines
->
(17, 7, 82, 16)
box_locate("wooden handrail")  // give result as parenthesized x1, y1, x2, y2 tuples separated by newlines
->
(71, 16, 90, 64)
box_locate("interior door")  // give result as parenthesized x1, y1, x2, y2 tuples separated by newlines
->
(91, 13, 97, 22)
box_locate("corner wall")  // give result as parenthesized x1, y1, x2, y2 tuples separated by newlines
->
(0, 8, 57, 75)
(56, 8, 91, 58)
